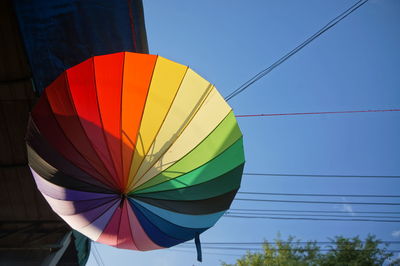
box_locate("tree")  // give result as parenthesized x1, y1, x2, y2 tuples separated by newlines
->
(322, 235, 394, 266)
(221, 235, 396, 266)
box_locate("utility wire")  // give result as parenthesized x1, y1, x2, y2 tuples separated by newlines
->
(178, 242, 400, 254)
(91, 250, 102, 266)
(175, 241, 400, 256)
(170, 248, 241, 257)
(90, 242, 100, 266)
(172, 242, 400, 257)
(234, 198, 400, 205)
(92, 242, 105, 266)
(180, 241, 400, 246)
(237, 191, 400, 198)
(226, 212, 400, 219)
(223, 215, 400, 223)
(176, 246, 400, 252)
(243, 172, 400, 179)
(229, 208, 400, 215)
(224, 0, 369, 101)
(235, 109, 400, 117)
(92, 243, 104, 266)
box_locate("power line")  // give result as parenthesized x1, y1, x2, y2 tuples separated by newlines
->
(230, 208, 400, 215)
(224, 0, 369, 101)
(92, 243, 104, 266)
(176, 246, 400, 252)
(234, 198, 400, 205)
(226, 212, 400, 219)
(235, 109, 400, 117)
(91, 251, 102, 266)
(223, 215, 400, 223)
(173, 241, 400, 256)
(180, 241, 400, 246)
(178, 242, 400, 255)
(170, 248, 241, 257)
(90, 242, 100, 266)
(243, 172, 400, 179)
(237, 191, 400, 198)
(92, 242, 105, 266)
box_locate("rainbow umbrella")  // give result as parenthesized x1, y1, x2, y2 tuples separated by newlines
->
(26, 52, 245, 259)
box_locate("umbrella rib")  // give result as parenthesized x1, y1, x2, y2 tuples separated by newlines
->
(42, 88, 116, 189)
(131, 82, 214, 190)
(91, 56, 123, 190)
(129, 66, 189, 189)
(125, 55, 158, 192)
(130, 110, 235, 193)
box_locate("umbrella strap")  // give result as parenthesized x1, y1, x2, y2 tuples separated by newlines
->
(195, 232, 202, 262)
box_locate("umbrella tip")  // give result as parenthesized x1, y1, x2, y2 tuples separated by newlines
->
(119, 194, 127, 208)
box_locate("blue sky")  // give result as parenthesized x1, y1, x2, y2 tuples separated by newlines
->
(87, 1, 400, 265)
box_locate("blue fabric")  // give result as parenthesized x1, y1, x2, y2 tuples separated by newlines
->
(128, 200, 183, 248)
(195, 233, 202, 262)
(13, 0, 147, 94)
(131, 199, 207, 241)
(131, 199, 225, 228)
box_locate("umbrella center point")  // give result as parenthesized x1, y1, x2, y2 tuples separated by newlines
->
(119, 194, 127, 208)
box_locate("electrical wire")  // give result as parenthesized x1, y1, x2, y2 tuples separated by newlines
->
(92, 242, 105, 266)
(224, 0, 369, 101)
(229, 208, 400, 215)
(243, 172, 400, 179)
(180, 241, 400, 246)
(91, 249, 102, 266)
(176, 246, 400, 252)
(91, 250, 102, 266)
(92, 243, 103, 266)
(223, 214, 400, 223)
(234, 198, 400, 205)
(177, 241, 400, 256)
(226, 212, 400, 219)
(235, 109, 400, 117)
(170, 248, 241, 257)
(237, 191, 400, 198)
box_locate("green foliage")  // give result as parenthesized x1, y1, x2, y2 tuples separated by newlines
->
(221, 235, 395, 266)
(322, 235, 392, 266)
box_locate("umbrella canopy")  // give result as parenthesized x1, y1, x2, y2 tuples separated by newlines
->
(26, 52, 245, 251)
